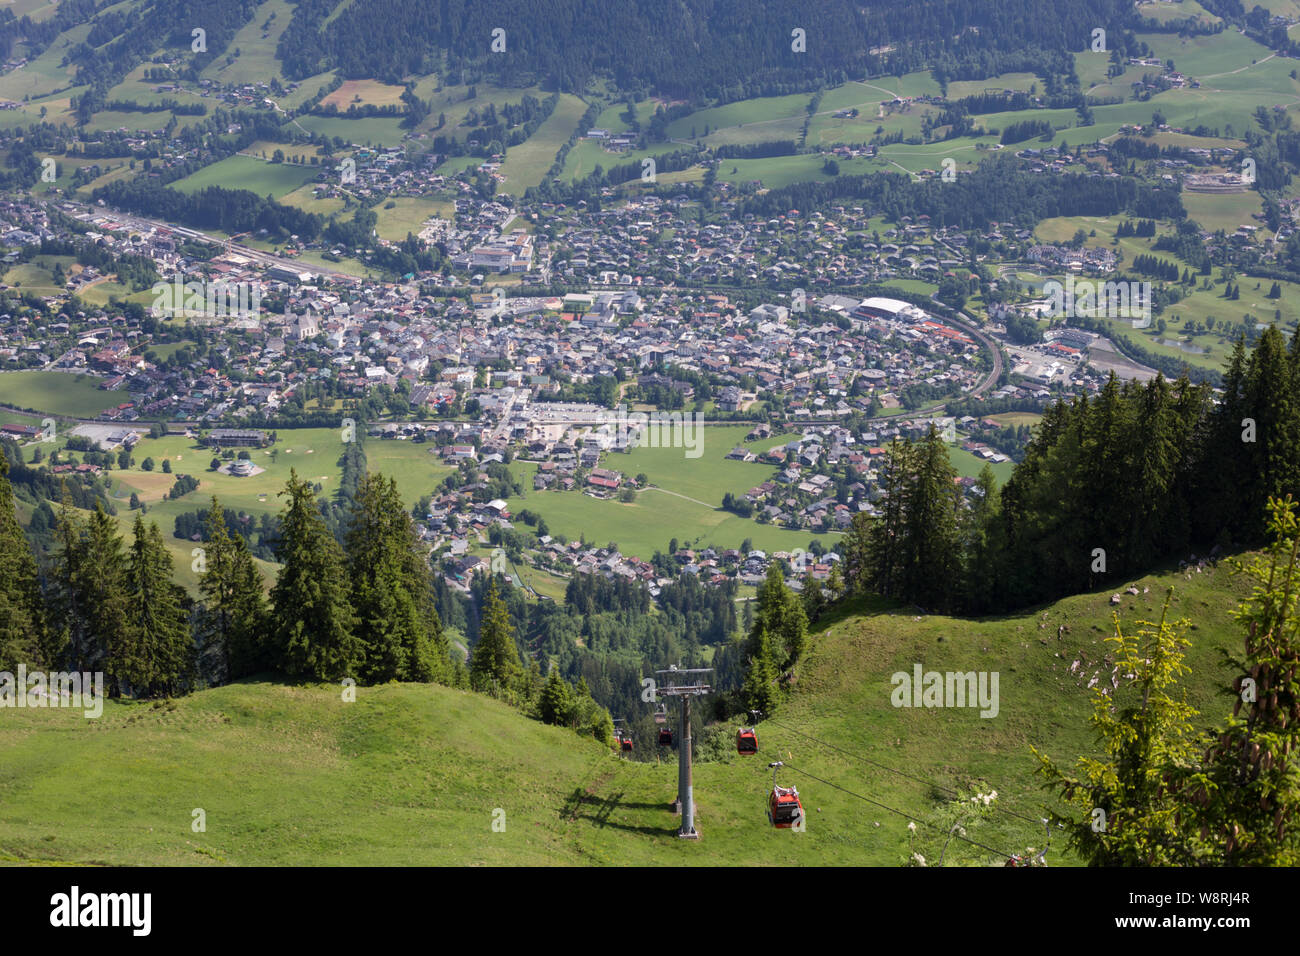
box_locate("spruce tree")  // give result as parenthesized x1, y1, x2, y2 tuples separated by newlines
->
(121, 517, 195, 697)
(345, 473, 449, 684)
(468, 576, 524, 695)
(270, 470, 360, 681)
(1241, 328, 1300, 540)
(751, 563, 807, 670)
(0, 457, 48, 671)
(742, 625, 779, 715)
(198, 497, 269, 681)
(900, 426, 961, 610)
(539, 666, 574, 725)
(52, 503, 132, 694)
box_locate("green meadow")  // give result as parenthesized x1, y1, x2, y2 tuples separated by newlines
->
(171, 155, 320, 200)
(0, 555, 1256, 865)
(0, 371, 121, 417)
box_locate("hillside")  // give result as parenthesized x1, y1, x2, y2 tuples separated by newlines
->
(0, 553, 1253, 866)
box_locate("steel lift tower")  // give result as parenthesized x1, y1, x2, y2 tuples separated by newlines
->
(654, 666, 713, 840)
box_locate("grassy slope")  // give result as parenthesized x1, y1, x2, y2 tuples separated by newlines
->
(0, 555, 1253, 865)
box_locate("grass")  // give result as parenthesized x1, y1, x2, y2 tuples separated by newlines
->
(666, 92, 813, 143)
(363, 438, 455, 506)
(0, 371, 121, 417)
(1180, 191, 1264, 233)
(503, 426, 837, 557)
(498, 93, 588, 191)
(201, 0, 296, 86)
(372, 197, 453, 242)
(0, 555, 1255, 865)
(171, 155, 320, 200)
(292, 115, 406, 147)
(319, 79, 407, 111)
(949, 446, 1015, 484)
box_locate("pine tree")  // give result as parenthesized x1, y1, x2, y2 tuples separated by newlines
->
(50, 502, 132, 693)
(961, 463, 1002, 613)
(270, 470, 360, 680)
(742, 625, 779, 715)
(751, 563, 807, 670)
(866, 438, 916, 599)
(899, 427, 961, 610)
(121, 516, 195, 697)
(345, 473, 449, 684)
(1240, 328, 1300, 540)
(469, 576, 524, 695)
(539, 666, 574, 725)
(198, 497, 268, 682)
(0, 457, 48, 671)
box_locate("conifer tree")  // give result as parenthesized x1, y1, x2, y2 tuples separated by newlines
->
(1240, 328, 1300, 540)
(270, 470, 360, 680)
(345, 473, 449, 684)
(539, 666, 574, 725)
(50, 503, 132, 693)
(197, 497, 268, 681)
(960, 463, 1002, 613)
(742, 624, 779, 715)
(899, 426, 961, 610)
(469, 576, 524, 695)
(751, 563, 807, 670)
(0, 457, 48, 671)
(121, 516, 195, 697)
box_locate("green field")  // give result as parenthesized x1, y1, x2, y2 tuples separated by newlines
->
(363, 437, 456, 506)
(1180, 191, 1264, 233)
(950, 446, 1015, 484)
(503, 426, 842, 557)
(0, 371, 121, 417)
(0, 553, 1255, 865)
(198, 0, 297, 85)
(372, 197, 453, 242)
(498, 93, 588, 191)
(171, 155, 320, 199)
(293, 115, 407, 147)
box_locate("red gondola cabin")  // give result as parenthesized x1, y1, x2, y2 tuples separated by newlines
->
(657, 728, 674, 746)
(769, 785, 803, 828)
(620, 736, 634, 752)
(736, 728, 758, 755)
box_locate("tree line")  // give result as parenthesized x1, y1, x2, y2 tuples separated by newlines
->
(0, 459, 616, 746)
(832, 328, 1300, 615)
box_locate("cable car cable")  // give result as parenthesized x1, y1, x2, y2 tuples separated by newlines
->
(764, 717, 1050, 828)
(781, 761, 1019, 861)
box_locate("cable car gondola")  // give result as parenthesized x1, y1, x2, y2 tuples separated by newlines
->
(736, 727, 758, 755)
(769, 785, 803, 828)
(767, 761, 803, 829)
(657, 728, 674, 747)
(620, 735, 634, 752)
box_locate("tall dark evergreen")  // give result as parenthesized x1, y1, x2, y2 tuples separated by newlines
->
(121, 516, 196, 697)
(899, 427, 962, 610)
(861, 429, 961, 611)
(345, 472, 450, 684)
(0, 457, 49, 672)
(50, 502, 131, 692)
(469, 576, 524, 696)
(197, 497, 269, 682)
(270, 470, 361, 680)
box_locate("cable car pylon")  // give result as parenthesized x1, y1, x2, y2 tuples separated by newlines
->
(653, 664, 713, 840)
